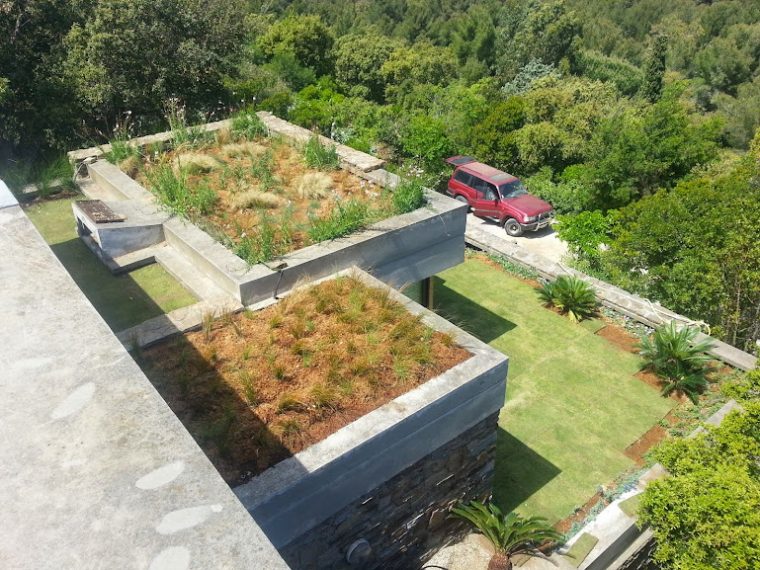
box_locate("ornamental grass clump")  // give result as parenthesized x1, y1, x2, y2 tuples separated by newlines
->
(392, 177, 426, 214)
(303, 134, 340, 170)
(638, 322, 714, 404)
(452, 501, 562, 570)
(537, 275, 597, 322)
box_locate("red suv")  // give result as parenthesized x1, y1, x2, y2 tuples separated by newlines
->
(445, 156, 554, 236)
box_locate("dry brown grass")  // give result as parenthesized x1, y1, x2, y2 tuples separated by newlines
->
(294, 171, 333, 199)
(173, 152, 222, 174)
(219, 141, 266, 159)
(118, 155, 141, 178)
(230, 187, 287, 210)
(138, 276, 469, 484)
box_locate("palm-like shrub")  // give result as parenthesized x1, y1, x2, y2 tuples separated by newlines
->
(537, 275, 597, 322)
(638, 322, 714, 403)
(452, 501, 561, 570)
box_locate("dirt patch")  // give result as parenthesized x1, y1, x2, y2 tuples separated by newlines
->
(634, 370, 690, 403)
(623, 411, 677, 465)
(555, 491, 605, 534)
(596, 321, 640, 354)
(138, 275, 470, 485)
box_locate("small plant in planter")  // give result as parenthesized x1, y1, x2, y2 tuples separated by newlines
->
(452, 501, 561, 570)
(638, 322, 713, 404)
(538, 275, 597, 322)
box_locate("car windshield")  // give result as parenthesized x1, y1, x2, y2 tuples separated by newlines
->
(498, 180, 528, 199)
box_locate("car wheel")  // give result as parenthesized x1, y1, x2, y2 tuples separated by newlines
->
(504, 218, 523, 237)
(455, 195, 470, 212)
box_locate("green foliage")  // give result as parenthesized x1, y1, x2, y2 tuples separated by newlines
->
(572, 49, 643, 97)
(556, 210, 609, 267)
(502, 60, 560, 96)
(538, 275, 597, 322)
(303, 135, 340, 170)
(638, 322, 713, 403)
(147, 165, 217, 217)
(640, 33, 668, 103)
(721, 369, 760, 403)
(257, 14, 334, 76)
(307, 199, 371, 242)
(63, 0, 245, 124)
(231, 110, 268, 140)
(452, 500, 561, 561)
(234, 215, 288, 265)
(483, 252, 540, 281)
(380, 43, 458, 101)
(640, 404, 760, 569)
(469, 98, 527, 172)
(399, 114, 452, 172)
(602, 135, 760, 350)
(333, 34, 402, 101)
(392, 178, 426, 215)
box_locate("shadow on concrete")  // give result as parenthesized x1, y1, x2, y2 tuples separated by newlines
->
(433, 276, 516, 343)
(492, 428, 561, 514)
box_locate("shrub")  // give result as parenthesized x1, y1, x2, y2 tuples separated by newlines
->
(303, 134, 340, 170)
(452, 501, 562, 570)
(538, 275, 597, 322)
(392, 177, 425, 214)
(234, 215, 287, 264)
(307, 199, 370, 242)
(231, 110, 268, 140)
(230, 188, 286, 210)
(147, 165, 218, 216)
(639, 322, 714, 403)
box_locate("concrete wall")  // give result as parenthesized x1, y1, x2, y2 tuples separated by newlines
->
(234, 270, 508, 569)
(280, 413, 499, 570)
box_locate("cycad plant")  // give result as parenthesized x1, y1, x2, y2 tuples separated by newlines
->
(638, 322, 713, 403)
(537, 275, 597, 322)
(452, 501, 561, 570)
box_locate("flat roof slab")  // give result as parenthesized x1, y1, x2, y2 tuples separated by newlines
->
(0, 199, 288, 569)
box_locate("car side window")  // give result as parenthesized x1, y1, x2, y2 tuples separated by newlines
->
(471, 177, 497, 200)
(484, 183, 498, 201)
(454, 170, 472, 186)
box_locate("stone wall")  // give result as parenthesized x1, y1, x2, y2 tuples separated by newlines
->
(611, 534, 659, 570)
(280, 413, 499, 570)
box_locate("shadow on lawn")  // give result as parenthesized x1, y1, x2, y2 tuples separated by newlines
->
(492, 428, 561, 514)
(433, 276, 516, 343)
(51, 238, 179, 331)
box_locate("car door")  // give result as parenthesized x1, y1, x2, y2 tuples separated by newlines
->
(470, 177, 501, 219)
(449, 169, 473, 199)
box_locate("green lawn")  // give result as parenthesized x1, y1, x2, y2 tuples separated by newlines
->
(434, 257, 674, 523)
(25, 196, 196, 331)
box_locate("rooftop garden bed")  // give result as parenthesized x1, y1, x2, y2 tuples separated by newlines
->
(108, 113, 425, 265)
(137, 273, 469, 485)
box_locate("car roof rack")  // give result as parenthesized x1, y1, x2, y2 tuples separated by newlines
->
(444, 155, 477, 166)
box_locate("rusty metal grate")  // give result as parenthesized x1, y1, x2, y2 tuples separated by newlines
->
(77, 200, 126, 223)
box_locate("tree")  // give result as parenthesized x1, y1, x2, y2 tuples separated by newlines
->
(640, 33, 667, 103)
(380, 42, 458, 102)
(64, 0, 246, 127)
(640, 404, 760, 569)
(469, 98, 527, 172)
(333, 34, 401, 101)
(452, 501, 561, 570)
(257, 14, 334, 77)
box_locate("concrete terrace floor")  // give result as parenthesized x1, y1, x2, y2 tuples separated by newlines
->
(434, 255, 675, 523)
(24, 195, 196, 332)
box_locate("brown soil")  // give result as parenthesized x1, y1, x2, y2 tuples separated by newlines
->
(135, 134, 393, 255)
(634, 370, 690, 403)
(623, 410, 677, 465)
(555, 491, 605, 534)
(139, 276, 470, 485)
(596, 321, 640, 354)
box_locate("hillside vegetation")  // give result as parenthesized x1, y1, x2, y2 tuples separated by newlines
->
(1, 0, 758, 351)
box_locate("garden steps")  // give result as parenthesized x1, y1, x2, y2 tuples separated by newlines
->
(154, 244, 237, 304)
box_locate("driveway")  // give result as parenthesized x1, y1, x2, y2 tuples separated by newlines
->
(466, 213, 569, 264)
